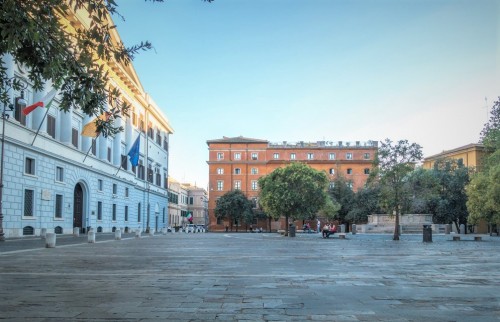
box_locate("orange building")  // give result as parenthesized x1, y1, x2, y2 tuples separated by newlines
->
(206, 136, 378, 231)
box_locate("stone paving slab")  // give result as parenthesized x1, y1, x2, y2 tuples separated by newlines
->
(0, 233, 499, 321)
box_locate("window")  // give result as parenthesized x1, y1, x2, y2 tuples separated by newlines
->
(251, 153, 258, 160)
(164, 173, 168, 189)
(138, 160, 145, 180)
(139, 115, 145, 133)
(112, 183, 117, 195)
(329, 182, 335, 189)
(217, 180, 224, 191)
(132, 112, 137, 126)
(348, 182, 353, 190)
(364, 168, 370, 175)
(47, 115, 56, 139)
(329, 153, 336, 160)
(147, 122, 154, 139)
(307, 153, 314, 160)
(363, 153, 370, 160)
(347, 168, 353, 174)
(346, 153, 353, 160)
(147, 164, 154, 183)
(273, 153, 279, 159)
(163, 137, 168, 151)
(189, 197, 193, 205)
(251, 180, 258, 191)
(290, 153, 296, 160)
(234, 152, 241, 160)
(217, 153, 224, 160)
(25, 157, 35, 175)
(91, 140, 96, 156)
(97, 201, 102, 220)
(234, 168, 241, 175)
(125, 205, 129, 221)
(234, 180, 241, 190)
(98, 179, 103, 191)
(24, 189, 34, 217)
(107, 147, 111, 162)
(329, 168, 335, 175)
(156, 132, 162, 145)
(55, 194, 63, 218)
(71, 128, 78, 148)
(112, 204, 117, 221)
(251, 168, 258, 175)
(155, 168, 161, 186)
(125, 187, 129, 197)
(56, 166, 64, 182)
(217, 168, 224, 175)
(121, 155, 128, 170)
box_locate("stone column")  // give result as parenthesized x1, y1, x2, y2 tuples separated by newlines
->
(60, 109, 72, 145)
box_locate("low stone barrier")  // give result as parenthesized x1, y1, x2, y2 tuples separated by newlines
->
(88, 231, 96, 243)
(45, 233, 56, 248)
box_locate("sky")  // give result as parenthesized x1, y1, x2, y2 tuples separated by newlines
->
(115, 0, 499, 189)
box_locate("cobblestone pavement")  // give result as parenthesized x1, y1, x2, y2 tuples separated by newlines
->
(0, 232, 499, 321)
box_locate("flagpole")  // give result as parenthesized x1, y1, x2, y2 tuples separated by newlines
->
(82, 137, 96, 163)
(31, 104, 51, 146)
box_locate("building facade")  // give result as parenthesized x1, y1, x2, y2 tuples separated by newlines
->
(422, 143, 486, 170)
(184, 184, 209, 227)
(167, 179, 208, 228)
(206, 136, 378, 231)
(0, 12, 173, 238)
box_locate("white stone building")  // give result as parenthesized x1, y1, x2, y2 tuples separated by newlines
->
(1, 51, 173, 237)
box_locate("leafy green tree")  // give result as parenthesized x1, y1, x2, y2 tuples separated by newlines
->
(431, 159, 470, 230)
(318, 195, 341, 222)
(346, 184, 382, 223)
(374, 139, 423, 240)
(328, 175, 355, 224)
(214, 190, 253, 232)
(402, 167, 439, 214)
(467, 98, 500, 227)
(258, 162, 329, 235)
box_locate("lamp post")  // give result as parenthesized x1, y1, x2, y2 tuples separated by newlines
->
(0, 80, 27, 241)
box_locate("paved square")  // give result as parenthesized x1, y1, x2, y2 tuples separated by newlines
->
(1, 233, 499, 321)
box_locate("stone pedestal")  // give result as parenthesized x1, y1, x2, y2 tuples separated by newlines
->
(351, 224, 357, 235)
(88, 232, 96, 243)
(41, 228, 47, 239)
(423, 225, 432, 243)
(135, 230, 141, 238)
(73, 227, 80, 237)
(45, 233, 56, 248)
(340, 224, 345, 233)
(445, 224, 451, 234)
(460, 224, 465, 234)
(115, 229, 122, 240)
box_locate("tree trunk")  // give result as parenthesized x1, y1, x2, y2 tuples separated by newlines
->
(285, 214, 289, 236)
(268, 217, 271, 232)
(393, 209, 400, 241)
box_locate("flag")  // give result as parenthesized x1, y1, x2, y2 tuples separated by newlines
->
(127, 135, 141, 167)
(22, 88, 58, 115)
(81, 112, 110, 137)
(186, 213, 193, 222)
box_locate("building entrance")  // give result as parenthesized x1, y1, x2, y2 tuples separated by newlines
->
(73, 183, 83, 232)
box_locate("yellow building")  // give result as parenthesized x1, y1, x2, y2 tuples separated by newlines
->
(422, 143, 486, 170)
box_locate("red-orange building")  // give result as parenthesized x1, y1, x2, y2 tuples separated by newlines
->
(206, 136, 378, 231)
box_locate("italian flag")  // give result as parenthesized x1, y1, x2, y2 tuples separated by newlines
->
(22, 88, 58, 115)
(186, 213, 193, 222)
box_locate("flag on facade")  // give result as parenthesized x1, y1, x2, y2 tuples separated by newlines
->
(22, 88, 58, 115)
(127, 135, 141, 167)
(186, 212, 193, 222)
(81, 112, 110, 137)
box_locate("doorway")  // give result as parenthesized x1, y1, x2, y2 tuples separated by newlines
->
(73, 183, 83, 233)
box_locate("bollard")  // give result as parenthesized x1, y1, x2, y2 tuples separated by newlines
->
(351, 224, 357, 235)
(88, 231, 96, 243)
(45, 233, 56, 248)
(73, 227, 80, 237)
(340, 224, 346, 233)
(135, 230, 141, 238)
(423, 225, 432, 242)
(41, 228, 47, 239)
(115, 229, 122, 240)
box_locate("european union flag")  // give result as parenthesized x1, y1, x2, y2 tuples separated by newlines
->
(128, 135, 140, 167)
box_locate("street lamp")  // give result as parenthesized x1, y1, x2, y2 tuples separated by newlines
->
(0, 80, 28, 241)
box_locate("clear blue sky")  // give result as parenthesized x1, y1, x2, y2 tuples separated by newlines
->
(116, 0, 499, 189)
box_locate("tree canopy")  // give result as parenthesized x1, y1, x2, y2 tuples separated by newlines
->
(258, 162, 330, 233)
(214, 190, 253, 232)
(373, 139, 423, 240)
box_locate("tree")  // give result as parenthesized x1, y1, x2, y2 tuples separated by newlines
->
(258, 162, 329, 235)
(214, 190, 252, 232)
(1, 0, 211, 136)
(374, 139, 423, 240)
(317, 195, 341, 222)
(467, 97, 500, 227)
(403, 167, 439, 214)
(346, 184, 382, 223)
(431, 159, 470, 230)
(328, 175, 355, 224)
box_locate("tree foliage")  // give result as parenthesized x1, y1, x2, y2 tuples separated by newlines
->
(258, 162, 329, 233)
(328, 175, 354, 223)
(373, 139, 423, 240)
(346, 184, 382, 223)
(467, 97, 500, 225)
(403, 167, 439, 214)
(214, 190, 253, 232)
